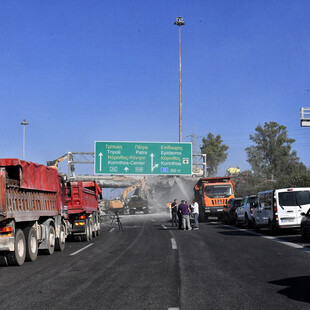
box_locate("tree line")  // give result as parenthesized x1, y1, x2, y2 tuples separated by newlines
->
(200, 121, 310, 196)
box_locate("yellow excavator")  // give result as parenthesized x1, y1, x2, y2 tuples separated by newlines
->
(47, 153, 75, 176)
(108, 178, 147, 214)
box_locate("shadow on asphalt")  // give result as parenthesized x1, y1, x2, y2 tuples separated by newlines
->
(269, 276, 310, 304)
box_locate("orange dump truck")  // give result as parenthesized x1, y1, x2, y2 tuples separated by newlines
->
(194, 177, 235, 221)
(0, 159, 68, 266)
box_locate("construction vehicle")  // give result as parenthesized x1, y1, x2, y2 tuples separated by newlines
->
(0, 159, 68, 266)
(65, 180, 102, 241)
(108, 178, 148, 214)
(194, 177, 235, 221)
(47, 153, 75, 176)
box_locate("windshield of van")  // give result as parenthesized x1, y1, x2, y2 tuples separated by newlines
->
(278, 191, 310, 206)
(204, 185, 232, 198)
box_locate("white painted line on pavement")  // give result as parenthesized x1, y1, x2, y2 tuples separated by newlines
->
(162, 224, 167, 230)
(151, 218, 156, 222)
(109, 228, 115, 233)
(222, 224, 310, 254)
(168, 308, 179, 310)
(70, 243, 94, 256)
(171, 238, 177, 250)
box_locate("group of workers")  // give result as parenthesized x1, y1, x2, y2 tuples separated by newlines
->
(169, 199, 199, 230)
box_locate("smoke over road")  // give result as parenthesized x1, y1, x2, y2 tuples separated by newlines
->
(141, 176, 199, 212)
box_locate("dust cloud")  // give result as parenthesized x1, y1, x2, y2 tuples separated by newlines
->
(142, 176, 199, 212)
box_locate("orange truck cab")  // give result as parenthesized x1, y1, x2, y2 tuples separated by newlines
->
(194, 177, 235, 221)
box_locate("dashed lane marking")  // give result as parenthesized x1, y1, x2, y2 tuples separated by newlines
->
(109, 228, 115, 233)
(151, 219, 156, 222)
(222, 224, 310, 254)
(162, 224, 167, 230)
(171, 238, 177, 250)
(168, 308, 179, 310)
(70, 243, 94, 256)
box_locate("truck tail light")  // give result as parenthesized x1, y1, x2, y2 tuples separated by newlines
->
(0, 226, 13, 237)
(0, 227, 12, 233)
(78, 215, 85, 220)
(74, 222, 85, 226)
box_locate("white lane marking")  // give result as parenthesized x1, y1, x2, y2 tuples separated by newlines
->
(162, 225, 167, 230)
(168, 308, 179, 310)
(70, 243, 94, 256)
(171, 238, 177, 250)
(109, 228, 115, 233)
(222, 224, 310, 253)
(151, 219, 156, 222)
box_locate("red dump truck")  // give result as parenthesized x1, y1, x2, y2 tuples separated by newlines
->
(0, 159, 102, 266)
(194, 177, 235, 221)
(65, 180, 102, 241)
(0, 159, 68, 266)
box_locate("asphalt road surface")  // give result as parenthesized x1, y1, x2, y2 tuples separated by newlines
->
(1, 213, 310, 310)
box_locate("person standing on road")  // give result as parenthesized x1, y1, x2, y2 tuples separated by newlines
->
(171, 199, 178, 226)
(179, 201, 192, 230)
(177, 200, 184, 230)
(191, 199, 199, 230)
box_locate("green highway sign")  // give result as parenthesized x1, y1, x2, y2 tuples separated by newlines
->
(95, 141, 192, 175)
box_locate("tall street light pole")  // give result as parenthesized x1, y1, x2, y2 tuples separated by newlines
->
(174, 16, 185, 143)
(21, 119, 29, 160)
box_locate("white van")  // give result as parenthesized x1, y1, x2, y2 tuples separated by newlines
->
(252, 188, 310, 234)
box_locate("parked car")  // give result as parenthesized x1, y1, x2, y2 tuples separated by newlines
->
(222, 198, 243, 225)
(301, 209, 310, 241)
(252, 188, 310, 235)
(235, 195, 256, 228)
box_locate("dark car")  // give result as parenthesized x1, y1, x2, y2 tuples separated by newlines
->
(222, 198, 243, 225)
(301, 208, 310, 241)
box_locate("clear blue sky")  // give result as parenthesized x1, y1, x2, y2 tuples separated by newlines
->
(1, 0, 310, 175)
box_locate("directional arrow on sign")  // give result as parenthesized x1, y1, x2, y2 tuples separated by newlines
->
(150, 153, 159, 172)
(124, 167, 129, 172)
(99, 152, 103, 171)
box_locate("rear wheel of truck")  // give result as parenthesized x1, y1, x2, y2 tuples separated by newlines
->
(7, 229, 26, 266)
(55, 223, 66, 252)
(24, 226, 38, 262)
(43, 225, 56, 255)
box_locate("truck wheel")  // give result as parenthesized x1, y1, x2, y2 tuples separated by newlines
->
(24, 226, 38, 262)
(43, 225, 56, 255)
(55, 223, 66, 252)
(7, 229, 26, 266)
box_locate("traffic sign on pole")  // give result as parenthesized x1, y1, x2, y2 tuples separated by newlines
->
(94, 141, 192, 175)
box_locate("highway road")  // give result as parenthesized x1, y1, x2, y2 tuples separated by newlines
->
(1, 213, 310, 310)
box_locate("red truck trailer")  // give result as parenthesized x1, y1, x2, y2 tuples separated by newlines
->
(0, 159, 68, 266)
(66, 181, 102, 242)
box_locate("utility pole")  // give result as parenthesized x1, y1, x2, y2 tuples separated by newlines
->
(174, 16, 185, 142)
(20, 119, 29, 160)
